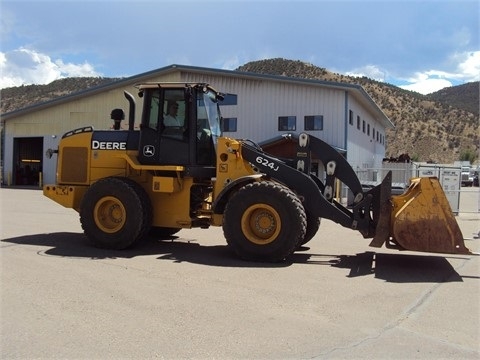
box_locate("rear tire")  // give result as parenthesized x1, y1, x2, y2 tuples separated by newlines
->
(223, 181, 306, 262)
(80, 177, 152, 249)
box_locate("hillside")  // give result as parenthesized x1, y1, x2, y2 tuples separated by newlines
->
(237, 59, 479, 163)
(1, 59, 478, 163)
(0, 77, 121, 114)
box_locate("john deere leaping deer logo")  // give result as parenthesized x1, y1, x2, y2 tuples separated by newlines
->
(143, 145, 155, 157)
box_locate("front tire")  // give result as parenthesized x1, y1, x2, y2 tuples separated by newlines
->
(80, 177, 152, 249)
(223, 181, 306, 262)
(299, 212, 321, 246)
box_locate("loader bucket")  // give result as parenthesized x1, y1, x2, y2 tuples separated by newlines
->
(388, 177, 471, 255)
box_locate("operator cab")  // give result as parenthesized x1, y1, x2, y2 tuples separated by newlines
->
(136, 83, 223, 174)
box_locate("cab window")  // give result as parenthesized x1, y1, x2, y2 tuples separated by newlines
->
(146, 89, 161, 129)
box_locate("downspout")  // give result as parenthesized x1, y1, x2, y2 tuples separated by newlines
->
(344, 91, 349, 155)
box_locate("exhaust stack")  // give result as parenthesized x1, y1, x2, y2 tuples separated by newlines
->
(124, 91, 136, 131)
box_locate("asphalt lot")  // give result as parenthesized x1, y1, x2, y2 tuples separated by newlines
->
(1, 187, 479, 359)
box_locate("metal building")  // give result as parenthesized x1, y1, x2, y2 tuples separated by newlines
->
(1, 64, 394, 186)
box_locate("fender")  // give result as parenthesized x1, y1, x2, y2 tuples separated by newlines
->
(212, 174, 264, 214)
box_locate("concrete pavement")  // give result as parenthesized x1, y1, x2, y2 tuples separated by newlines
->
(1, 187, 479, 359)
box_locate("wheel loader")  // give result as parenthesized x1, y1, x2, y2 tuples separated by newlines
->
(43, 82, 472, 262)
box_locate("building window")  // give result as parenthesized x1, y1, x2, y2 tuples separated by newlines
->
(357, 115, 361, 130)
(220, 94, 237, 106)
(278, 116, 296, 131)
(362, 120, 366, 133)
(304, 115, 323, 131)
(349, 110, 354, 125)
(367, 123, 370, 136)
(222, 117, 237, 132)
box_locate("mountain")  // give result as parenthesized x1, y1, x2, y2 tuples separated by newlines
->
(1, 59, 478, 163)
(237, 59, 479, 163)
(428, 82, 479, 116)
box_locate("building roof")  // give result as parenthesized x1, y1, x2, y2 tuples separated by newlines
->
(1, 64, 394, 129)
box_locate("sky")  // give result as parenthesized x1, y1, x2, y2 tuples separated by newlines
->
(0, 0, 479, 95)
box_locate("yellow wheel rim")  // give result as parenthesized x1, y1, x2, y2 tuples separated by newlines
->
(241, 204, 281, 245)
(93, 196, 126, 233)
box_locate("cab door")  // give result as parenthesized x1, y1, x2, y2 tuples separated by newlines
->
(138, 88, 162, 164)
(138, 87, 190, 165)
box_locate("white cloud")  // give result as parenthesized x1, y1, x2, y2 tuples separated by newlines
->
(345, 65, 387, 82)
(399, 76, 453, 95)
(397, 50, 480, 94)
(0, 48, 102, 89)
(452, 51, 480, 81)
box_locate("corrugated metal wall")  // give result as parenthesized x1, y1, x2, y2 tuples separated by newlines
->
(346, 94, 386, 170)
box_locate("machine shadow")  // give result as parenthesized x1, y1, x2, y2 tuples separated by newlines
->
(1, 232, 470, 281)
(1, 232, 288, 268)
(328, 251, 467, 283)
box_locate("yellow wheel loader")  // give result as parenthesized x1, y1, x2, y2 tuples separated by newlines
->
(43, 82, 472, 262)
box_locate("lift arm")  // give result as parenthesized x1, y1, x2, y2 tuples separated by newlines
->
(239, 134, 387, 238)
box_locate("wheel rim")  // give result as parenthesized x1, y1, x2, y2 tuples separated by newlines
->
(93, 196, 126, 233)
(241, 204, 281, 245)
